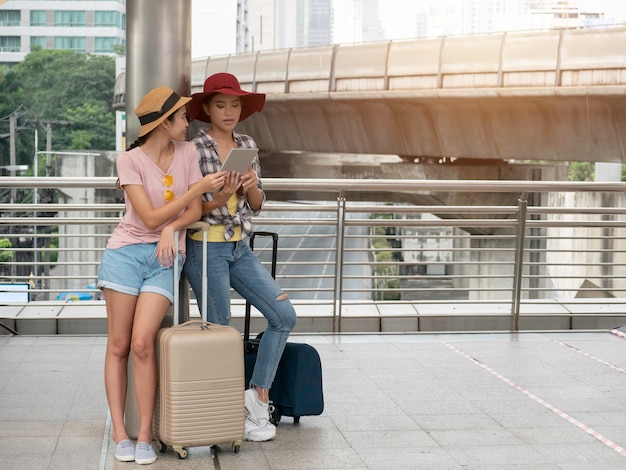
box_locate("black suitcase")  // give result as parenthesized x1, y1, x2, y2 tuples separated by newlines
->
(243, 231, 324, 424)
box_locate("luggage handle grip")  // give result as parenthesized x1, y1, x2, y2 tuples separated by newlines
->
(178, 320, 217, 329)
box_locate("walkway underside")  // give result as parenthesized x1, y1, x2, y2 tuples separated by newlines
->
(240, 87, 626, 164)
(259, 151, 567, 218)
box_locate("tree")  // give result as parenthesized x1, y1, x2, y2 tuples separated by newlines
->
(0, 68, 32, 170)
(0, 47, 116, 168)
(568, 161, 594, 181)
(64, 102, 116, 150)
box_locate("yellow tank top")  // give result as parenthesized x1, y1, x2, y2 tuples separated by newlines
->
(189, 194, 241, 242)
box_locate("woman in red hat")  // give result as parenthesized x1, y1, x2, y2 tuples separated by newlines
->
(98, 86, 227, 464)
(184, 73, 297, 442)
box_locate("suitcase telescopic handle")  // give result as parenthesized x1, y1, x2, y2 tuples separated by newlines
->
(179, 320, 216, 329)
(248, 231, 278, 278)
(244, 231, 279, 343)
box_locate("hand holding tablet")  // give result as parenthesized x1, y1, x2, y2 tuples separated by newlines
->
(220, 148, 258, 174)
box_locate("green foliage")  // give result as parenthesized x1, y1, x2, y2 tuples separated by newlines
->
(112, 44, 126, 57)
(65, 102, 116, 149)
(49, 240, 58, 263)
(568, 161, 594, 181)
(569, 162, 626, 182)
(0, 238, 14, 263)
(370, 220, 402, 301)
(0, 48, 116, 167)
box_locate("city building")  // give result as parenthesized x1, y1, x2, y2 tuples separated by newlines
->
(191, 0, 251, 58)
(333, 0, 384, 44)
(248, 0, 333, 51)
(0, 0, 126, 66)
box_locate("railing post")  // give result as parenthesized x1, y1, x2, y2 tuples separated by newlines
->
(511, 192, 528, 331)
(333, 193, 346, 333)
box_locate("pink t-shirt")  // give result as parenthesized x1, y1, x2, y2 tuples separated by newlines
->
(106, 140, 203, 254)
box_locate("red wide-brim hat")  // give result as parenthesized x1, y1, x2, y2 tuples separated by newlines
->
(187, 72, 266, 123)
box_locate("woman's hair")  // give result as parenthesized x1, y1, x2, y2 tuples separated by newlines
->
(126, 112, 178, 150)
(203, 92, 217, 107)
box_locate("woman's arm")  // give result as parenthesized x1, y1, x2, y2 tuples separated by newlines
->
(238, 167, 263, 211)
(199, 171, 240, 216)
(124, 171, 227, 230)
(154, 194, 202, 267)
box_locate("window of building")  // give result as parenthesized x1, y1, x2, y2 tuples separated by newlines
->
(54, 37, 86, 52)
(30, 36, 47, 49)
(30, 10, 46, 26)
(94, 37, 121, 53)
(95, 11, 120, 27)
(0, 36, 21, 53)
(0, 10, 20, 27)
(54, 11, 86, 27)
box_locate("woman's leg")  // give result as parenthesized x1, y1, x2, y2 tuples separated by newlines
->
(103, 288, 136, 444)
(230, 242, 297, 390)
(184, 239, 233, 324)
(130, 292, 169, 445)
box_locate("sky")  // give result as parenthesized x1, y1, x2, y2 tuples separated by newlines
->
(190, 0, 626, 57)
(375, 0, 626, 40)
(370, 0, 626, 39)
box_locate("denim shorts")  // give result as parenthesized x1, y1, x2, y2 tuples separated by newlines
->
(97, 243, 182, 304)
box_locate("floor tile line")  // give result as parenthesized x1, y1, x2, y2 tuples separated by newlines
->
(100, 408, 111, 470)
(553, 340, 626, 375)
(442, 341, 626, 458)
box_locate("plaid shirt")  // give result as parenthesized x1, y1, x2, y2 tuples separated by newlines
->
(191, 128, 265, 241)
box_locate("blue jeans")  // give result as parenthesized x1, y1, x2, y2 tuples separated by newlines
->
(183, 238, 297, 389)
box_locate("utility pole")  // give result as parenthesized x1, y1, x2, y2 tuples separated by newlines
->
(9, 113, 17, 204)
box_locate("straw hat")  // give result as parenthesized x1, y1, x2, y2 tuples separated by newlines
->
(187, 73, 266, 123)
(135, 86, 191, 137)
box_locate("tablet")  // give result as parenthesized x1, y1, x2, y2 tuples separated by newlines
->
(220, 148, 258, 174)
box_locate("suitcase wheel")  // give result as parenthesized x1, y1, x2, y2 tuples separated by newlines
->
(172, 445, 188, 459)
(157, 441, 166, 453)
(294, 416, 300, 424)
(231, 440, 241, 453)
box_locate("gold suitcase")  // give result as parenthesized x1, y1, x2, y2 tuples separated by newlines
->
(153, 320, 244, 458)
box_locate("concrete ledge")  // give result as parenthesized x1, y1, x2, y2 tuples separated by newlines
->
(16, 303, 61, 335)
(2, 298, 626, 335)
(0, 306, 21, 335)
(561, 301, 626, 329)
(57, 304, 108, 335)
(378, 303, 419, 332)
(340, 303, 380, 332)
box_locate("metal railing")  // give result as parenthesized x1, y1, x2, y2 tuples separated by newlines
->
(1, 177, 626, 332)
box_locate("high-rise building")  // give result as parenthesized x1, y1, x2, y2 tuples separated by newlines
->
(248, 0, 332, 50)
(298, 0, 333, 46)
(360, 0, 384, 42)
(0, 0, 126, 66)
(248, 0, 292, 50)
(459, 0, 520, 35)
(333, 0, 383, 44)
(192, 0, 251, 57)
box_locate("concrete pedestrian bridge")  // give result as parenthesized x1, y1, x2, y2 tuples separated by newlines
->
(116, 26, 626, 167)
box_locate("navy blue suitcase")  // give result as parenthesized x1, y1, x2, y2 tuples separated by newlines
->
(243, 231, 324, 424)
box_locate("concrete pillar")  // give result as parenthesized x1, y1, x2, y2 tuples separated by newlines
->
(123, 0, 191, 438)
(125, 0, 192, 144)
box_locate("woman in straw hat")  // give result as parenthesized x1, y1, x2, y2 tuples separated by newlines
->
(97, 86, 227, 464)
(183, 73, 297, 442)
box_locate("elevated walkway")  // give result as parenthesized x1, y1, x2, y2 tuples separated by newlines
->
(117, 26, 626, 164)
(2, 329, 626, 468)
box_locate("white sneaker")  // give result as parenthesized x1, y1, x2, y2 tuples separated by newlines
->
(244, 388, 276, 442)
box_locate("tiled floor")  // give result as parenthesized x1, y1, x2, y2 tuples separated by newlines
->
(1, 330, 626, 469)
